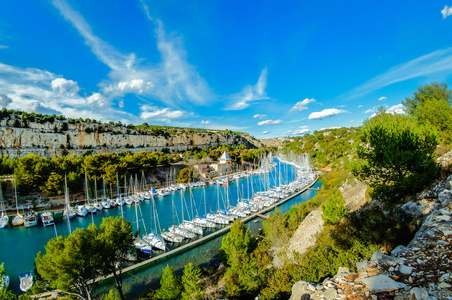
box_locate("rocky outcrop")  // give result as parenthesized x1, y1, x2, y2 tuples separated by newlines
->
(289, 173, 452, 300)
(0, 119, 259, 158)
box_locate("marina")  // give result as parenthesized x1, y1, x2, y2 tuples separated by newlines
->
(0, 154, 318, 294)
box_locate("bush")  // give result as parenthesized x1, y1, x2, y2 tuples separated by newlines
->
(321, 191, 346, 225)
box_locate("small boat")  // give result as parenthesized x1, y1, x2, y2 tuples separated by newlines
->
(0, 275, 10, 290)
(0, 186, 9, 228)
(19, 272, 33, 292)
(12, 181, 24, 226)
(63, 207, 76, 219)
(101, 199, 111, 209)
(24, 210, 38, 227)
(40, 211, 54, 227)
(75, 205, 88, 217)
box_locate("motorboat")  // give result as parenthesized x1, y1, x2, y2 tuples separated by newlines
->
(63, 207, 76, 219)
(19, 272, 33, 292)
(24, 210, 38, 227)
(40, 211, 54, 227)
(0, 212, 9, 229)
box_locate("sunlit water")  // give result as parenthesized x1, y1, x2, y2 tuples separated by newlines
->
(0, 159, 320, 296)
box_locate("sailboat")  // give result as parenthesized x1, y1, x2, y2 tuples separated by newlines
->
(12, 180, 24, 226)
(161, 197, 183, 243)
(93, 175, 102, 211)
(0, 183, 9, 228)
(142, 188, 166, 251)
(63, 175, 76, 220)
(84, 174, 96, 214)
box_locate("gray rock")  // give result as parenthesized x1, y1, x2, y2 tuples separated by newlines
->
(289, 281, 315, 300)
(336, 267, 351, 276)
(356, 260, 369, 272)
(410, 287, 429, 300)
(360, 274, 407, 293)
(392, 245, 408, 256)
(310, 288, 337, 300)
(371, 250, 403, 265)
(399, 264, 413, 275)
(436, 215, 451, 222)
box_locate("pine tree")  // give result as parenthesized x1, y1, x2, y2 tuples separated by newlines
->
(155, 265, 181, 300)
(181, 263, 203, 300)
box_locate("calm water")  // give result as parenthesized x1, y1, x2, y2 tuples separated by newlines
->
(0, 159, 318, 295)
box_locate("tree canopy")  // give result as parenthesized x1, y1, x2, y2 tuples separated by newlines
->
(353, 111, 439, 203)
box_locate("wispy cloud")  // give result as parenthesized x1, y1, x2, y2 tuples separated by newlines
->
(442, 5, 452, 18)
(262, 131, 270, 134)
(201, 120, 210, 125)
(364, 108, 375, 114)
(347, 47, 452, 99)
(308, 108, 347, 120)
(0, 45, 8, 49)
(253, 114, 267, 119)
(378, 96, 387, 101)
(369, 104, 405, 118)
(53, 0, 213, 107)
(140, 104, 187, 122)
(257, 119, 283, 126)
(0, 94, 12, 107)
(289, 98, 316, 112)
(227, 68, 269, 110)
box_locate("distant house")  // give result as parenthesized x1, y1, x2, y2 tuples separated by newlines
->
(194, 157, 213, 174)
(320, 167, 332, 174)
(211, 151, 232, 174)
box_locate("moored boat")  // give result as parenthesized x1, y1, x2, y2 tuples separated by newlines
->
(40, 211, 54, 227)
(19, 272, 33, 292)
(0, 275, 10, 290)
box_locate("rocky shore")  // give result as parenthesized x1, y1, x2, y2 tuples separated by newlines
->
(289, 174, 452, 300)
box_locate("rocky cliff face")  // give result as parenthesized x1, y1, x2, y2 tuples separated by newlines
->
(0, 118, 259, 158)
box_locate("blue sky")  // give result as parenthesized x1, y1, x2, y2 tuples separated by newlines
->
(1, 1, 452, 138)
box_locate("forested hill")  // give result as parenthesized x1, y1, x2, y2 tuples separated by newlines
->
(0, 110, 263, 158)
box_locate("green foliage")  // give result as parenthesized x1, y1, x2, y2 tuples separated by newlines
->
(176, 168, 193, 183)
(40, 173, 63, 196)
(353, 111, 439, 203)
(321, 191, 346, 225)
(156, 265, 181, 300)
(0, 288, 18, 300)
(220, 220, 254, 267)
(0, 262, 5, 277)
(403, 82, 452, 143)
(258, 263, 300, 300)
(104, 289, 121, 300)
(35, 217, 134, 300)
(181, 263, 203, 300)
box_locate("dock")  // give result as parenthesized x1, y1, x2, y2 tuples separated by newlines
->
(307, 187, 320, 191)
(97, 175, 319, 282)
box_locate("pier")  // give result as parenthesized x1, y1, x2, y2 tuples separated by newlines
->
(98, 175, 319, 282)
(307, 187, 320, 191)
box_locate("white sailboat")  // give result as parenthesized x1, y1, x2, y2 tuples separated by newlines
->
(93, 175, 102, 211)
(12, 180, 24, 226)
(0, 183, 9, 228)
(24, 209, 38, 227)
(142, 188, 166, 251)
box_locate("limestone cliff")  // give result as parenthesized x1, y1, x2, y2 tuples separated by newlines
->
(0, 118, 260, 158)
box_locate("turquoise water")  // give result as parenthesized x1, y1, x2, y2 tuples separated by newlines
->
(0, 159, 315, 295)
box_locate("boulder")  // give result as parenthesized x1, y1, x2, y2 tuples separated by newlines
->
(359, 274, 407, 293)
(289, 281, 316, 300)
(392, 245, 408, 256)
(399, 264, 413, 275)
(409, 287, 429, 300)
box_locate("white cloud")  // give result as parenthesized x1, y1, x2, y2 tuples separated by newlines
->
(349, 120, 354, 123)
(289, 98, 316, 112)
(308, 108, 347, 120)
(442, 5, 452, 18)
(253, 114, 267, 119)
(140, 104, 186, 121)
(299, 125, 308, 129)
(347, 47, 452, 99)
(378, 96, 387, 101)
(262, 131, 269, 134)
(291, 128, 310, 135)
(257, 119, 283, 126)
(0, 45, 8, 49)
(357, 105, 363, 108)
(387, 104, 405, 115)
(0, 94, 12, 107)
(364, 108, 375, 114)
(227, 68, 269, 110)
(51, 78, 80, 95)
(105, 79, 154, 94)
(201, 120, 210, 125)
(370, 104, 405, 118)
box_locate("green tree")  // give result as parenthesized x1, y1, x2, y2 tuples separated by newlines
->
(176, 168, 193, 183)
(40, 173, 64, 196)
(321, 191, 346, 225)
(97, 217, 134, 300)
(155, 265, 181, 300)
(35, 225, 101, 300)
(353, 111, 439, 203)
(181, 263, 203, 300)
(403, 82, 452, 142)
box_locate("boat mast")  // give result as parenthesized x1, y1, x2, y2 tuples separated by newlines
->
(117, 173, 123, 218)
(65, 174, 72, 234)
